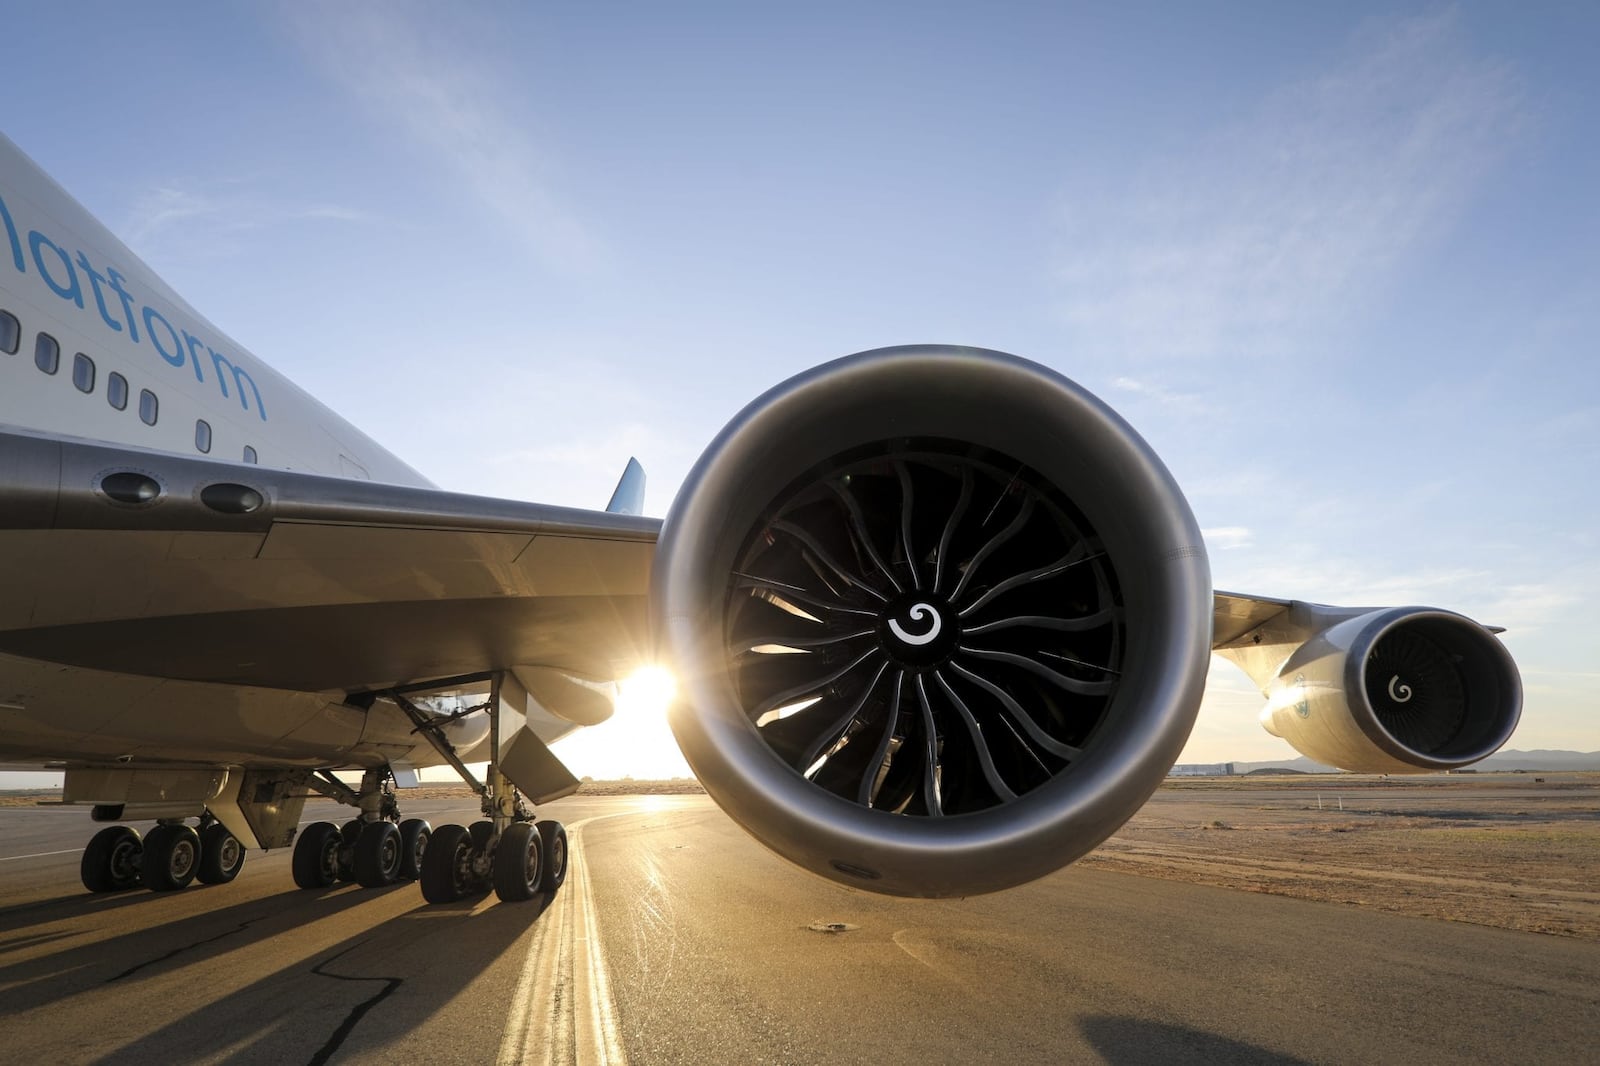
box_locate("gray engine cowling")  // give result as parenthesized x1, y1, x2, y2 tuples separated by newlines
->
(651, 346, 1214, 897)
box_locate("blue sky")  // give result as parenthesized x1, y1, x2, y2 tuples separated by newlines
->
(4, 3, 1596, 776)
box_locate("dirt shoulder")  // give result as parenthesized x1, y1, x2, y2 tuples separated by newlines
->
(1081, 773, 1600, 939)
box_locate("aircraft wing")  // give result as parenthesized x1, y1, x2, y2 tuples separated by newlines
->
(1211, 590, 1293, 647)
(0, 427, 661, 695)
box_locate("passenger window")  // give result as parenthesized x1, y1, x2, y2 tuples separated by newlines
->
(195, 419, 212, 454)
(138, 389, 158, 426)
(72, 353, 95, 393)
(34, 333, 59, 375)
(107, 372, 129, 410)
(0, 310, 17, 354)
(242, 445, 258, 465)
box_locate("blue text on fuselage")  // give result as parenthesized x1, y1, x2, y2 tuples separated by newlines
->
(0, 190, 267, 422)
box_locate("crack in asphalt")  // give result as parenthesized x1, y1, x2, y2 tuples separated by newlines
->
(104, 917, 262, 982)
(307, 939, 403, 1066)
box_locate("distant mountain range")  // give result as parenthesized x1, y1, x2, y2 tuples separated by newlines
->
(1227, 750, 1600, 774)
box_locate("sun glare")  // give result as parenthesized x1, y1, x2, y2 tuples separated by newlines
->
(618, 665, 677, 719)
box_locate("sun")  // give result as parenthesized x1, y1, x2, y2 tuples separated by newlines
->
(617, 665, 676, 718)
(550, 665, 690, 780)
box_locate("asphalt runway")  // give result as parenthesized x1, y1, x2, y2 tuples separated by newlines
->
(2, 794, 1596, 1064)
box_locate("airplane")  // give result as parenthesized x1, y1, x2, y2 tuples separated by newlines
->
(0, 130, 1523, 904)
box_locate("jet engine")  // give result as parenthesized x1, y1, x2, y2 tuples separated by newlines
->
(1256, 607, 1522, 774)
(652, 346, 1214, 897)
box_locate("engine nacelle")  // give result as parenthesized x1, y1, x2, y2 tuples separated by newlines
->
(652, 346, 1214, 897)
(1259, 608, 1521, 773)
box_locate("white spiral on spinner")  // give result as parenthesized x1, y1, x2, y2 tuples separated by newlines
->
(888, 602, 942, 646)
(1387, 675, 1413, 704)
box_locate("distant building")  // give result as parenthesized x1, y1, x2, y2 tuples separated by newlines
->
(1168, 762, 1235, 777)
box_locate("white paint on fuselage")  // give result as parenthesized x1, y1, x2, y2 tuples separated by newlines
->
(0, 132, 427, 488)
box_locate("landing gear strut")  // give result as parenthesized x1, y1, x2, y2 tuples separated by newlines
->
(390, 674, 568, 905)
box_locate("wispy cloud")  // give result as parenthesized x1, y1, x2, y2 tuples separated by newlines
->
(1109, 375, 1213, 414)
(123, 183, 379, 249)
(1055, 11, 1521, 360)
(1202, 526, 1254, 551)
(283, 2, 595, 269)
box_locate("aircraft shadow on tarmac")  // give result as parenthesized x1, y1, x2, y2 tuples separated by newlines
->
(0, 878, 238, 926)
(1080, 1014, 1310, 1065)
(0, 883, 551, 1064)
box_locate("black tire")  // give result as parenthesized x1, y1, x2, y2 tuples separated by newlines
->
(537, 821, 568, 893)
(397, 818, 431, 881)
(468, 819, 494, 854)
(196, 823, 245, 885)
(293, 821, 342, 889)
(142, 824, 201, 892)
(493, 822, 543, 903)
(421, 823, 474, 904)
(354, 821, 402, 887)
(81, 825, 142, 893)
(336, 819, 362, 882)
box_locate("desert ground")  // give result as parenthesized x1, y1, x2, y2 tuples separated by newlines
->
(1081, 772, 1600, 939)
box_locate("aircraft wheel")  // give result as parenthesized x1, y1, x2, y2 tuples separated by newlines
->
(537, 821, 568, 893)
(293, 821, 342, 889)
(142, 824, 201, 892)
(81, 825, 142, 893)
(196, 823, 245, 884)
(397, 818, 431, 881)
(493, 822, 544, 903)
(421, 824, 474, 904)
(354, 820, 402, 887)
(468, 819, 494, 854)
(336, 819, 363, 881)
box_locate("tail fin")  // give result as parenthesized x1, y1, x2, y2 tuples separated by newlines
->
(605, 458, 646, 515)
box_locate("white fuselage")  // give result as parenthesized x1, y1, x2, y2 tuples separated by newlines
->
(0, 134, 424, 487)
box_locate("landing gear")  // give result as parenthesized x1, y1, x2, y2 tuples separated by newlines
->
(142, 823, 201, 892)
(292, 821, 343, 889)
(493, 822, 544, 902)
(293, 768, 430, 891)
(197, 823, 245, 884)
(386, 674, 575, 907)
(537, 820, 568, 893)
(419, 823, 476, 903)
(397, 818, 431, 881)
(80, 817, 245, 893)
(469, 820, 494, 853)
(354, 820, 403, 887)
(81, 825, 142, 892)
(337, 819, 362, 882)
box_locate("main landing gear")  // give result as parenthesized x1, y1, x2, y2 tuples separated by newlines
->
(386, 676, 570, 906)
(291, 768, 434, 891)
(79, 813, 247, 893)
(417, 807, 569, 905)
